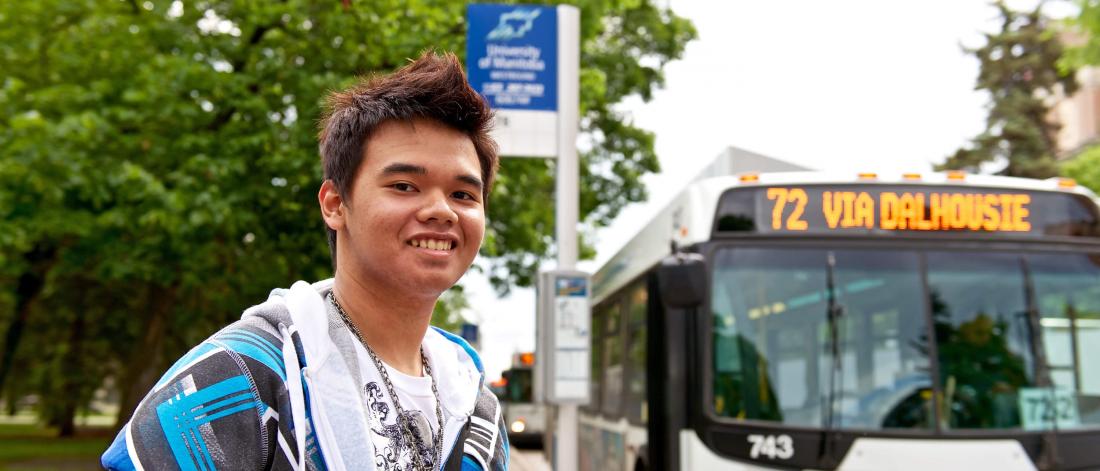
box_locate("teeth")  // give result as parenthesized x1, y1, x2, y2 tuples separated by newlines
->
(410, 239, 452, 250)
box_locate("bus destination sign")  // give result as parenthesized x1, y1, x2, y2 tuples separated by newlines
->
(767, 187, 1032, 232)
(714, 185, 1100, 238)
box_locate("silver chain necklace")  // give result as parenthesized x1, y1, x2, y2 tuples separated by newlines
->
(329, 292, 444, 471)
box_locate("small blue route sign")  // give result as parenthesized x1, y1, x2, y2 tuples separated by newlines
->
(466, 3, 558, 111)
(460, 323, 479, 345)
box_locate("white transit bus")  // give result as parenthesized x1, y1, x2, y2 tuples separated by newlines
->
(579, 171, 1100, 471)
(494, 352, 546, 447)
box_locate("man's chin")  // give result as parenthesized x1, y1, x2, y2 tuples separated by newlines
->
(403, 273, 463, 298)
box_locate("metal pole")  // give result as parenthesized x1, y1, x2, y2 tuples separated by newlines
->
(555, 5, 580, 471)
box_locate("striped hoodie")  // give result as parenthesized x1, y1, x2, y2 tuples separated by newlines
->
(102, 279, 509, 470)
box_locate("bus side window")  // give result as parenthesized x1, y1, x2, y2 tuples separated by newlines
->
(625, 282, 648, 424)
(602, 300, 626, 417)
(583, 305, 604, 414)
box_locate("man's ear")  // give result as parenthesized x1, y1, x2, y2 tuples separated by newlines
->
(319, 180, 346, 231)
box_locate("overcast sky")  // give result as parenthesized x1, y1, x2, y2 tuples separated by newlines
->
(466, 0, 1077, 379)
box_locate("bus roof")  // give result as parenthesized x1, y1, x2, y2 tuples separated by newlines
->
(590, 171, 1098, 304)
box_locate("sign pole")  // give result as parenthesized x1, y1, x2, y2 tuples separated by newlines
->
(555, 3, 579, 270)
(554, 5, 580, 471)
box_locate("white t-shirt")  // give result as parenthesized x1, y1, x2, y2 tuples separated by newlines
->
(353, 342, 444, 470)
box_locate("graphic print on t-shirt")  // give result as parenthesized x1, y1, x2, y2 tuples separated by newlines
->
(364, 381, 437, 470)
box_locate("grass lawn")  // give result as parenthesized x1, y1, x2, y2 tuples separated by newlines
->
(0, 421, 111, 471)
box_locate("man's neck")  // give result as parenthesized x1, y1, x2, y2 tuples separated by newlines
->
(332, 273, 436, 376)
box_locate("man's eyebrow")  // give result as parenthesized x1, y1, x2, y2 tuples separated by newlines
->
(456, 174, 483, 190)
(380, 163, 427, 176)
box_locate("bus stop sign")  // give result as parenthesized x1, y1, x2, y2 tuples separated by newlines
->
(536, 270, 590, 404)
(466, 3, 561, 158)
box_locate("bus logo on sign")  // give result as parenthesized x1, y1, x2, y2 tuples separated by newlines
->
(487, 8, 541, 40)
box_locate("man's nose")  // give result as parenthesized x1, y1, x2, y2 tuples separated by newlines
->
(417, 191, 457, 224)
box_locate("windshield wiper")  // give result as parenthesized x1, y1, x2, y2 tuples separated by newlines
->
(820, 252, 845, 466)
(1022, 259, 1062, 471)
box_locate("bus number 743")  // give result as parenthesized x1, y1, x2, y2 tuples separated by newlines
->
(747, 434, 795, 460)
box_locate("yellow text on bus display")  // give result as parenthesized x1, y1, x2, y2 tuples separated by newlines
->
(767, 188, 1032, 233)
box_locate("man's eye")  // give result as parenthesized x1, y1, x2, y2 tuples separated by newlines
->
(392, 183, 416, 192)
(452, 191, 476, 201)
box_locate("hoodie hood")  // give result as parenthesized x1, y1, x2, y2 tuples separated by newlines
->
(241, 278, 487, 471)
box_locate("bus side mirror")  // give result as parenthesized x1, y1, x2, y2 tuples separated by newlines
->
(658, 253, 707, 309)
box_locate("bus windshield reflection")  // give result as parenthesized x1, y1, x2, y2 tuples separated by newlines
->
(711, 247, 1100, 431)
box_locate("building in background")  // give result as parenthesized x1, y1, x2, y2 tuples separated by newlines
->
(1049, 30, 1100, 159)
(1050, 65, 1100, 158)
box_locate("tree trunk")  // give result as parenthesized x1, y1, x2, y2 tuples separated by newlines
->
(0, 244, 57, 396)
(57, 306, 85, 438)
(113, 285, 174, 430)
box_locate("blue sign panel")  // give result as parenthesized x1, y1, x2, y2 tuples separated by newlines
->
(460, 323, 479, 344)
(555, 276, 587, 297)
(466, 3, 558, 111)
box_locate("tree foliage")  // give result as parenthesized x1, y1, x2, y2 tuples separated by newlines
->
(0, 0, 694, 432)
(1063, 144, 1100, 191)
(1061, 0, 1100, 69)
(483, 1, 695, 291)
(431, 286, 469, 335)
(939, 1, 1076, 178)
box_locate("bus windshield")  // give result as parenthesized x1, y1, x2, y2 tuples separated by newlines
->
(710, 247, 1100, 432)
(502, 368, 534, 404)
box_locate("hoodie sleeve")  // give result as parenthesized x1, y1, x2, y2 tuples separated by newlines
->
(452, 385, 510, 471)
(102, 318, 319, 470)
(490, 397, 511, 471)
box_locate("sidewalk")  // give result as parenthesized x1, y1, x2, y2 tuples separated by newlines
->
(509, 447, 552, 471)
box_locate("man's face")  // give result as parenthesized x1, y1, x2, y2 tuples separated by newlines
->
(335, 119, 485, 298)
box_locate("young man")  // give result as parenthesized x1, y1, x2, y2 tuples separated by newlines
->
(102, 52, 509, 470)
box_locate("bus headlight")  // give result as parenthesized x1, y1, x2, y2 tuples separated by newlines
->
(510, 418, 526, 433)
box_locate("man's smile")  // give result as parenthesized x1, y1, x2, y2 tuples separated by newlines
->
(406, 238, 456, 251)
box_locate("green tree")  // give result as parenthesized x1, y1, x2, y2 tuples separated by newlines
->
(939, 1, 1076, 178)
(483, 1, 695, 291)
(431, 286, 469, 335)
(0, 0, 694, 433)
(1061, 0, 1100, 68)
(1063, 144, 1100, 190)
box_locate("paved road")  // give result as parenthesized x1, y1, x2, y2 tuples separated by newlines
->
(509, 446, 551, 471)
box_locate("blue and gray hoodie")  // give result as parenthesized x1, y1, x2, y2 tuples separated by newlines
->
(102, 279, 509, 470)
